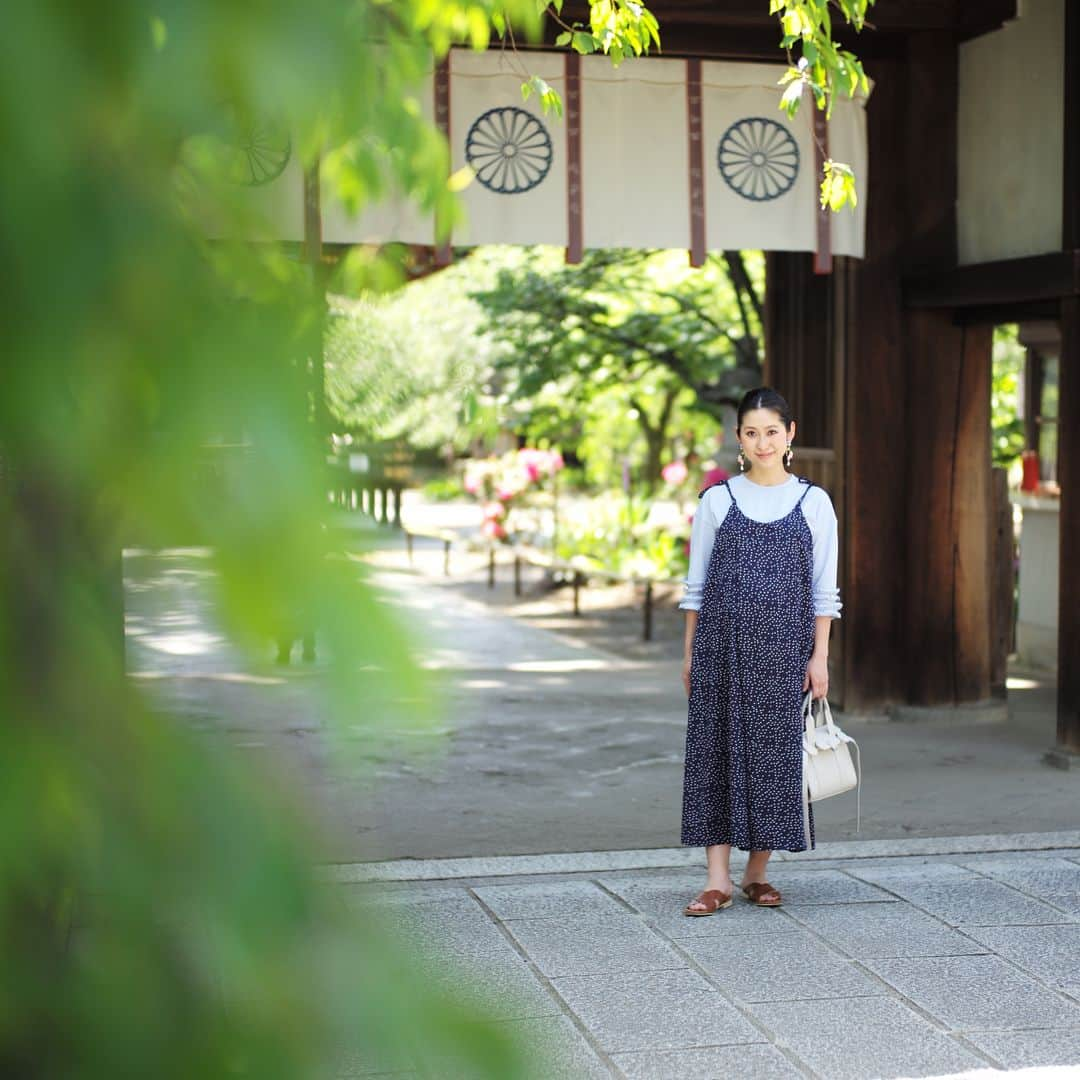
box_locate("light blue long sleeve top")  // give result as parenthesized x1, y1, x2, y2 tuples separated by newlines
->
(679, 473, 842, 618)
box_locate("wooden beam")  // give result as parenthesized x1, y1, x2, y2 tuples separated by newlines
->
(956, 0, 1017, 41)
(953, 300, 1062, 326)
(904, 251, 1080, 309)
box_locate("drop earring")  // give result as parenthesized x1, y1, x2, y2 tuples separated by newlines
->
(784, 443, 794, 467)
(737, 446, 747, 472)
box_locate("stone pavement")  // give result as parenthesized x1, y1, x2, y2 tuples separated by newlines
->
(339, 837, 1080, 1079)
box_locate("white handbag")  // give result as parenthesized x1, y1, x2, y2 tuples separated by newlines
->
(801, 692, 861, 835)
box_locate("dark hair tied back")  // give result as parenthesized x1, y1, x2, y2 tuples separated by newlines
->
(736, 386, 794, 431)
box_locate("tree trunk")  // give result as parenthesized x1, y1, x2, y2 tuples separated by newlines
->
(633, 386, 680, 492)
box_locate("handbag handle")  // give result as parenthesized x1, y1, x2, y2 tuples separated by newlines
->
(803, 691, 839, 736)
(802, 690, 862, 831)
(802, 691, 819, 754)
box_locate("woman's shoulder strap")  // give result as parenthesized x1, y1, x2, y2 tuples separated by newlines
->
(795, 475, 816, 505)
(697, 478, 731, 501)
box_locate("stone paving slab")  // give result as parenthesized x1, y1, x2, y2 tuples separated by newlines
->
(676, 930, 881, 1003)
(1043, 892, 1080, 917)
(766, 869, 896, 905)
(609, 1043, 805, 1080)
(858, 879, 1075, 927)
(862, 954, 1080, 1031)
(473, 880, 627, 920)
(846, 862, 984, 884)
(746, 996, 987, 1079)
(958, 923, 1080, 990)
(549, 968, 765, 1053)
(956, 855, 1080, 892)
(963, 1028, 1080, 1070)
(405, 950, 563, 1025)
(411, 1014, 612, 1080)
(783, 900, 990, 958)
(502, 913, 685, 978)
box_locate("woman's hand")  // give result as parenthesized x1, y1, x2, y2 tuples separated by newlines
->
(803, 652, 829, 699)
(681, 657, 692, 697)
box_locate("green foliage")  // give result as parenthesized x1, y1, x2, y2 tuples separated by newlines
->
(470, 248, 763, 487)
(420, 474, 469, 501)
(772, 0, 874, 211)
(820, 159, 858, 212)
(325, 249, 516, 451)
(0, 1, 572, 1076)
(991, 324, 1026, 469)
(548, 0, 662, 69)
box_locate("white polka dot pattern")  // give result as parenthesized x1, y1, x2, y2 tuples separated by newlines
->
(681, 477, 817, 852)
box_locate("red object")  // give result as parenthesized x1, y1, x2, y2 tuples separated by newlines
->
(701, 465, 730, 488)
(1021, 450, 1040, 492)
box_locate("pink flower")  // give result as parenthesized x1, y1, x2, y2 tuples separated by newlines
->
(482, 519, 507, 540)
(518, 448, 564, 479)
(701, 465, 730, 488)
(482, 501, 506, 520)
(662, 460, 689, 486)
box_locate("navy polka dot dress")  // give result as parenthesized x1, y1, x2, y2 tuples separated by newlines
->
(681, 476, 816, 852)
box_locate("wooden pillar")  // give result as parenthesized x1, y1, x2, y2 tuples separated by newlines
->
(905, 315, 993, 705)
(897, 33, 997, 711)
(1054, 296, 1080, 758)
(764, 252, 833, 448)
(765, 250, 844, 703)
(842, 59, 909, 710)
(1052, 0, 1080, 761)
(900, 25, 996, 710)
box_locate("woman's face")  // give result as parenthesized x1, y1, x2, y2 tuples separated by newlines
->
(738, 408, 795, 466)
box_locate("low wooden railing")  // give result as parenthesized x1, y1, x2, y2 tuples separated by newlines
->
(401, 527, 682, 642)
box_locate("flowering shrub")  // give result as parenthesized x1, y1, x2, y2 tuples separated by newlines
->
(554, 492, 689, 580)
(464, 448, 564, 543)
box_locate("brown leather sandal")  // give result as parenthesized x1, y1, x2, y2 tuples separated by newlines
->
(741, 882, 782, 907)
(683, 889, 733, 917)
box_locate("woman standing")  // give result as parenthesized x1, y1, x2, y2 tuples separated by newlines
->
(680, 387, 841, 915)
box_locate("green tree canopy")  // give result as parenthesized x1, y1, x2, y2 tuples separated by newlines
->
(468, 248, 765, 486)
